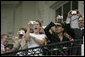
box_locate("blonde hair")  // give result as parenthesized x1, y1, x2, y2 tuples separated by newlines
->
(1, 34, 9, 39)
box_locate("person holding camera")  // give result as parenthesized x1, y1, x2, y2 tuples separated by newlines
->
(65, 10, 83, 40)
(66, 10, 84, 41)
(44, 22, 71, 55)
(25, 20, 46, 56)
(56, 15, 64, 23)
(66, 10, 82, 29)
(65, 11, 84, 55)
(6, 28, 28, 55)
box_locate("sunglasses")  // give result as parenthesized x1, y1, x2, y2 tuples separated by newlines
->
(55, 25, 62, 27)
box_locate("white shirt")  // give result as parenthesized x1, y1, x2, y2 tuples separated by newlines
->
(1, 42, 5, 52)
(28, 33, 46, 48)
(66, 15, 79, 28)
(80, 27, 84, 30)
(81, 36, 84, 56)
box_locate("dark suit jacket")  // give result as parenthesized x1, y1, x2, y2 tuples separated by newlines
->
(64, 23, 84, 44)
(44, 22, 70, 48)
(65, 23, 84, 39)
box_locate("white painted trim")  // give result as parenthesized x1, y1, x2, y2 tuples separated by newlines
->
(50, 1, 69, 10)
(71, 1, 72, 10)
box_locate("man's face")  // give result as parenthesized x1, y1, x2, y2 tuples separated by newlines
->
(2, 36, 8, 45)
(55, 24, 64, 33)
(78, 18, 84, 28)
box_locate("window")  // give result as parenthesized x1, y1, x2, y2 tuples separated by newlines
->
(63, 2, 70, 21)
(55, 1, 78, 21)
(55, 7, 62, 22)
(72, 1, 78, 10)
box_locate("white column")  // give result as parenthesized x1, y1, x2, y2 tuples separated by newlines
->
(81, 36, 84, 56)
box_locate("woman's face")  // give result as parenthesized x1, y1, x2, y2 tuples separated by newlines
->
(33, 22, 41, 30)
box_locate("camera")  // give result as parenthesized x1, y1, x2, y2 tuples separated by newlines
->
(42, 26, 46, 29)
(19, 30, 25, 35)
(30, 21, 36, 24)
(71, 11, 77, 15)
(58, 16, 63, 19)
(57, 15, 63, 23)
(60, 16, 63, 19)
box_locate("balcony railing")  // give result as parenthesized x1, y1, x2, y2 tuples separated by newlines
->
(1, 39, 83, 56)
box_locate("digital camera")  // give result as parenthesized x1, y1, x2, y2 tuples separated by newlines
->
(58, 15, 63, 19)
(71, 11, 77, 15)
(30, 21, 36, 24)
(19, 30, 25, 35)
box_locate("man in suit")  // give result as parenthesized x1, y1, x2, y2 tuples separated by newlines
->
(65, 15, 84, 55)
(66, 12, 84, 42)
(75, 17, 84, 40)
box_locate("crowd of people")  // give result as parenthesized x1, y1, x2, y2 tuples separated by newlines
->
(1, 10, 84, 56)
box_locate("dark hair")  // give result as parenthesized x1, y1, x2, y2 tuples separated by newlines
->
(19, 28, 27, 33)
(55, 23, 65, 28)
(61, 23, 65, 28)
